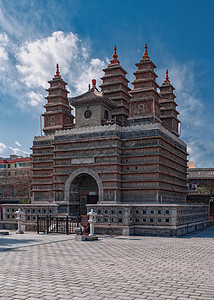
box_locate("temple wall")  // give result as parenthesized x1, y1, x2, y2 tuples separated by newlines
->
(87, 203, 208, 236)
(31, 123, 188, 205)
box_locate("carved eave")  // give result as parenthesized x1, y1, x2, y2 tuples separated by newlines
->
(69, 88, 117, 109)
(131, 79, 160, 89)
(100, 80, 131, 91)
(130, 87, 160, 98)
(101, 73, 130, 83)
(159, 99, 178, 106)
(133, 69, 158, 78)
(42, 110, 74, 117)
(45, 94, 70, 101)
(160, 83, 175, 88)
(103, 88, 130, 97)
(160, 91, 176, 98)
(103, 64, 128, 75)
(135, 60, 157, 69)
(44, 102, 72, 110)
(48, 78, 68, 85)
(46, 86, 70, 93)
(160, 108, 180, 115)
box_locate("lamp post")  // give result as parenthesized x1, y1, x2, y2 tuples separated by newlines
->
(87, 209, 97, 237)
(15, 208, 25, 234)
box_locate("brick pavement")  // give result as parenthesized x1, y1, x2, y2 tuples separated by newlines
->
(0, 227, 214, 300)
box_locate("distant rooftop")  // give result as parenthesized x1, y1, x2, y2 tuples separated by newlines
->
(188, 168, 214, 179)
(0, 155, 31, 164)
(187, 161, 196, 168)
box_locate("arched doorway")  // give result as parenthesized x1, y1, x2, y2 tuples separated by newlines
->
(71, 173, 98, 215)
(64, 168, 103, 216)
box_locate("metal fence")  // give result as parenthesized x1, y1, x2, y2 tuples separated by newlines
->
(37, 215, 80, 235)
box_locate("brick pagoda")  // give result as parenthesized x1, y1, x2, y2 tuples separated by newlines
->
(43, 64, 74, 134)
(30, 45, 208, 236)
(100, 46, 131, 125)
(159, 70, 180, 136)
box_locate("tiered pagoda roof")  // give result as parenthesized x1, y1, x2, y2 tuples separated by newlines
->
(70, 79, 117, 109)
(159, 70, 180, 136)
(129, 44, 161, 125)
(43, 64, 74, 135)
(100, 46, 131, 125)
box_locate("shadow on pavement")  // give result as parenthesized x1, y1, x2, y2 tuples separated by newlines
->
(0, 238, 39, 251)
(179, 225, 214, 239)
(1, 248, 27, 252)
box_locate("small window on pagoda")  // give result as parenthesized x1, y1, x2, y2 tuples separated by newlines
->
(104, 110, 109, 120)
(84, 110, 92, 119)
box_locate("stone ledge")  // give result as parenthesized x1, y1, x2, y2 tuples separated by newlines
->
(0, 230, 9, 235)
(93, 220, 208, 237)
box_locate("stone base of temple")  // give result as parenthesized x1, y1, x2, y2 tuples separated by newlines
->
(93, 221, 208, 237)
(87, 203, 209, 237)
(1, 203, 209, 237)
(0, 203, 59, 231)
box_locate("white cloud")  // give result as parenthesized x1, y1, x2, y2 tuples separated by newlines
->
(0, 141, 29, 157)
(75, 58, 106, 93)
(15, 141, 21, 147)
(0, 33, 11, 64)
(0, 32, 9, 45)
(0, 48, 8, 61)
(8, 147, 29, 156)
(187, 140, 214, 168)
(0, 31, 106, 112)
(26, 91, 44, 107)
(16, 31, 106, 98)
(0, 142, 7, 155)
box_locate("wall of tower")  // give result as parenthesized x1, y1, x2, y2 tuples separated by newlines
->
(159, 72, 180, 136)
(43, 70, 74, 135)
(100, 57, 131, 125)
(129, 57, 161, 125)
(31, 123, 187, 206)
(31, 140, 54, 203)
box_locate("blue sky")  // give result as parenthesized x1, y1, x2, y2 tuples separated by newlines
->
(0, 0, 213, 167)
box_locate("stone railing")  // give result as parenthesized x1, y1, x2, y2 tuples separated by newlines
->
(87, 203, 208, 236)
(2, 204, 59, 223)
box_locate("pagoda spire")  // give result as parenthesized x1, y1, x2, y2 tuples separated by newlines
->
(159, 70, 180, 136)
(164, 69, 170, 84)
(100, 45, 130, 126)
(110, 45, 120, 64)
(142, 43, 150, 60)
(129, 44, 161, 125)
(43, 65, 74, 135)
(54, 63, 61, 78)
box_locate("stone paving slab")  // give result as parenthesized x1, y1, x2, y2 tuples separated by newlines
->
(0, 227, 214, 299)
(0, 231, 75, 251)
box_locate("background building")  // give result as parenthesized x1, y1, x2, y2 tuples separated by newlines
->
(0, 155, 31, 200)
(187, 165, 214, 219)
(0, 155, 31, 220)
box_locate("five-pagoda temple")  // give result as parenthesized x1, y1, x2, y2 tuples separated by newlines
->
(31, 45, 208, 236)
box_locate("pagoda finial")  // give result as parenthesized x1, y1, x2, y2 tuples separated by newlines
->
(164, 69, 170, 84)
(54, 63, 61, 78)
(142, 43, 150, 60)
(110, 45, 120, 64)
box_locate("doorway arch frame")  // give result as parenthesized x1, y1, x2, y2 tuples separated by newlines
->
(64, 168, 103, 204)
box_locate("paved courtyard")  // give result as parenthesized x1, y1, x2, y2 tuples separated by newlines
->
(0, 227, 214, 300)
